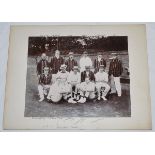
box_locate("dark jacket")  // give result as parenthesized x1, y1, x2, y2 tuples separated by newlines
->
(109, 58, 123, 77)
(94, 58, 106, 73)
(65, 58, 78, 72)
(81, 71, 95, 82)
(39, 74, 52, 85)
(37, 59, 50, 75)
(50, 56, 64, 74)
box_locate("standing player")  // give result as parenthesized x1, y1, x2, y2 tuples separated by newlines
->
(78, 77, 96, 103)
(67, 66, 81, 103)
(50, 50, 64, 81)
(95, 65, 110, 101)
(37, 53, 49, 77)
(109, 53, 123, 97)
(65, 51, 78, 72)
(38, 67, 52, 102)
(94, 52, 106, 73)
(79, 51, 92, 72)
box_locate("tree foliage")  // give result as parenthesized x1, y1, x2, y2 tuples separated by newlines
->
(28, 36, 128, 56)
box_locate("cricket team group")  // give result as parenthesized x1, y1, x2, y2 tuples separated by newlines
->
(36, 50, 123, 104)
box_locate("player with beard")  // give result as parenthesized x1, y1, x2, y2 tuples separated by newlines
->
(50, 50, 64, 82)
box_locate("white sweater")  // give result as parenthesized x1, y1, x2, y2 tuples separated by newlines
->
(95, 71, 108, 83)
(79, 56, 92, 72)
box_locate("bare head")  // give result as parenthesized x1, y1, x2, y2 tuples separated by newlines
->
(85, 66, 90, 72)
(55, 50, 60, 57)
(83, 51, 88, 57)
(41, 53, 46, 60)
(111, 52, 118, 59)
(45, 43, 49, 50)
(97, 52, 102, 59)
(60, 64, 67, 73)
(61, 67, 66, 72)
(99, 65, 105, 72)
(69, 52, 74, 59)
(44, 67, 49, 75)
(85, 77, 90, 84)
(73, 66, 78, 74)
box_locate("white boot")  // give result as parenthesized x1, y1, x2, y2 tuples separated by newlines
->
(118, 94, 121, 97)
(97, 96, 101, 100)
(68, 98, 77, 104)
(82, 97, 86, 103)
(47, 96, 51, 100)
(78, 97, 84, 103)
(76, 95, 80, 101)
(101, 96, 107, 101)
(39, 97, 44, 102)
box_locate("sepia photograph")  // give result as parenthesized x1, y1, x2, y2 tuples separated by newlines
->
(3, 24, 151, 130)
(24, 35, 131, 117)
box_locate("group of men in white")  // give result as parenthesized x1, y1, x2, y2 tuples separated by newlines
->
(37, 50, 123, 104)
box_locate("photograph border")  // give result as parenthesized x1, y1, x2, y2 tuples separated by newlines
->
(3, 24, 152, 130)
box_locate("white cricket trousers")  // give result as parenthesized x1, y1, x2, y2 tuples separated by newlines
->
(38, 84, 50, 98)
(111, 76, 122, 96)
(95, 82, 110, 97)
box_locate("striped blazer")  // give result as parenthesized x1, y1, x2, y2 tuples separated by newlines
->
(37, 59, 50, 75)
(81, 71, 95, 82)
(50, 56, 64, 74)
(108, 58, 123, 77)
(39, 74, 52, 85)
(65, 58, 78, 72)
(94, 58, 106, 73)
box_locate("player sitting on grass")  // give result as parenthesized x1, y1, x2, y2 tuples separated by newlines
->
(47, 64, 72, 103)
(95, 65, 110, 101)
(38, 67, 52, 102)
(78, 76, 96, 103)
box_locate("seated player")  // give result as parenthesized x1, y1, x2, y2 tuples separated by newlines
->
(81, 65, 95, 82)
(78, 77, 96, 103)
(38, 67, 52, 102)
(67, 66, 81, 103)
(47, 64, 72, 103)
(95, 65, 110, 101)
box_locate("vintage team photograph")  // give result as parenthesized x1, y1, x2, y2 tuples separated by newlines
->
(24, 35, 131, 117)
